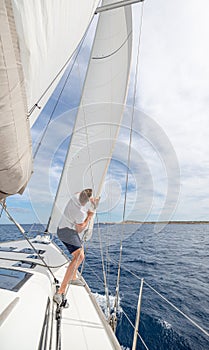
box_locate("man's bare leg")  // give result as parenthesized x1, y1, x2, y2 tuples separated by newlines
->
(58, 247, 84, 294)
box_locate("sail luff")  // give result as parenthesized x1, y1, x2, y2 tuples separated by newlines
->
(46, 14, 101, 232)
(48, 1, 133, 234)
(11, 0, 101, 127)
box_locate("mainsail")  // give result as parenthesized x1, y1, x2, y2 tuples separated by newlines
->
(0, 0, 99, 199)
(48, 0, 132, 234)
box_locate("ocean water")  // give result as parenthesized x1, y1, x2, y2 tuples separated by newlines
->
(0, 223, 208, 350)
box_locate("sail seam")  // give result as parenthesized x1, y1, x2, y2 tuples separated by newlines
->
(92, 31, 132, 60)
(28, 8, 97, 118)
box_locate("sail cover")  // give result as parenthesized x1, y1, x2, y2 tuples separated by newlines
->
(0, 0, 100, 199)
(48, 1, 132, 233)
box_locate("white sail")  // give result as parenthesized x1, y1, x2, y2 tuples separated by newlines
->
(0, 0, 100, 199)
(48, 1, 132, 234)
(0, 0, 32, 200)
(11, 0, 100, 127)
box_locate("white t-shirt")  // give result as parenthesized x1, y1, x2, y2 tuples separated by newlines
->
(59, 193, 89, 230)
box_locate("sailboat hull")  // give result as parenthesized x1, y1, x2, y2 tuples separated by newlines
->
(0, 236, 120, 349)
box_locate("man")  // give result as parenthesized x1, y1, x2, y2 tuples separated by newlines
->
(53, 188, 97, 305)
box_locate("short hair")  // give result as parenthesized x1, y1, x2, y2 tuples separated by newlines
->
(79, 188, 92, 205)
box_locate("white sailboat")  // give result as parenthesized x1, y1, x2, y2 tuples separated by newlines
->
(0, 1, 144, 349)
(1, 1, 209, 349)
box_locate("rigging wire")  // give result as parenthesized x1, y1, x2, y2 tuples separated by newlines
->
(107, 253, 209, 338)
(105, 222, 112, 289)
(84, 256, 149, 349)
(144, 280, 209, 338)
(44, 15, 98, 233)
(0, 199, 6, 218)
(32, 29, 93, 160)
(85, 250, 209, 342)
(122, 308, 150, 350)
(0, 202, 59, 284)
(27, 6, 98, 120)
(75, 17, 112, 319)
(0, 256, 68, 269)
(113, 1, 145, 324)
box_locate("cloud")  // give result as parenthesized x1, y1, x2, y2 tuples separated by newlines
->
(5, 1, 209, 224)
(128, 0, 209, 221)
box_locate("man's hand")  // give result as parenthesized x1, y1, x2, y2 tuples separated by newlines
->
(90, 197, 100, 209)
(87, 210, 94, 218)
(76, 210, 95, 233)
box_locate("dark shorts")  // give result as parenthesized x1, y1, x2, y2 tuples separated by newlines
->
(57, 227, 82, 254)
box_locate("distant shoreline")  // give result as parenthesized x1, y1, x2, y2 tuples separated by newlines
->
(100, 221, 209, 225)
(1, 221, 209, 226)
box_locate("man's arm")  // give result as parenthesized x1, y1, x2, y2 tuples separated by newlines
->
(75, 210, 94, 233)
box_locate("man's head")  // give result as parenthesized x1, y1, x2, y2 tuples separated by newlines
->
(79, 188, 92, 206)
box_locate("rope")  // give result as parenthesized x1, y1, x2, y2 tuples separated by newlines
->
(106, 254, 209, 338)
(32, 28, 93, 159)
(55, 304, 62, 350)
(122, 308, 150, 350)
(113, 0, 145, 320)
(27, 9, 97, 119)
(83, 226, 112, 319)
(45, 14, 99, 233)
(144, 280, 209, 338)
(76, 46, 96, 196)
(75, 14, 112, 318)
(0, 256, 68, 269)
(85, 250, 209, 345)
(0, 202, 59, 283)
(84, 260, 105, 285)
(54, 231, 98, 349)
(97, 225, 112, 319)
(105, 225, 111, 289)
(84, 259, 116, 320)
(0, 199, 6, 218)
(76, 62, 101, 247)
(84, 256, 149, 349)
(49, 299, 55, 350)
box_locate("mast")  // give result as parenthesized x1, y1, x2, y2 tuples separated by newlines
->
(95, 0, 144, 14)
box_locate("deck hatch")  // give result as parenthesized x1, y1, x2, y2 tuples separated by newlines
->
(0, 268, 32, 291)
(27, 254, 41, 260)
(19, 248, 45, 255)
(0, 247, 17, 252)
(13, 261, 36, 269)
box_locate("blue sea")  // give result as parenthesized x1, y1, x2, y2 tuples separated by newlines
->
(0, 223, 208, 350)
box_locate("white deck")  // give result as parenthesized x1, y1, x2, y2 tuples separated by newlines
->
(0, 236, 121, 350)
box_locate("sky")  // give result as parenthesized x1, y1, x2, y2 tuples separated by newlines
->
(1, 0, 209, 225)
